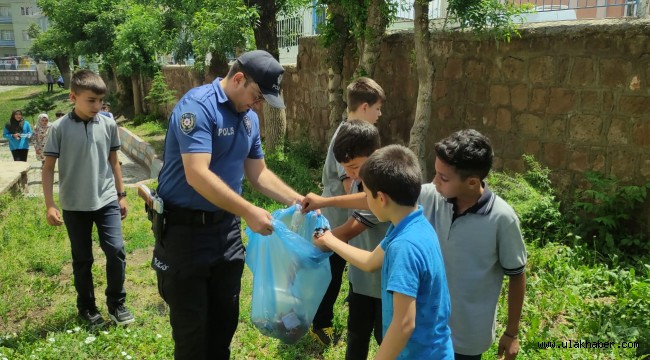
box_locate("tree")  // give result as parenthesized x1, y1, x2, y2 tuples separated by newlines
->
(408, 0, 434, 178)
(27, 23, 72, 88)
(353, 0, 393, 78)
(408, 0, 530, 176)
(106, 1, 169, 115)
(245, 0, 310, 153)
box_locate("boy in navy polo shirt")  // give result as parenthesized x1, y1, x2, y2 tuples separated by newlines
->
(42, 69, 134, 327)
(313, 145, 453, 359)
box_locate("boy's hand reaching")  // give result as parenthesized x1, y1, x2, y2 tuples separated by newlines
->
(118, 197, 128, 220)
(301, 192, 325, 213)
(312, 228, 332, 251)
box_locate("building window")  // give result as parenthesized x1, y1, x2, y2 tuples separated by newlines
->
(21, 7, 34, 16)
(1, 30, 14, 41)
(0, 7, 10, 17)
(22, 30, 31, 41)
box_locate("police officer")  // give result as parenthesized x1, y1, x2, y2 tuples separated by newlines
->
(153, 50, 303, 359)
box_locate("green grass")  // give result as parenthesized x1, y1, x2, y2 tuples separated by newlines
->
(1, 118, 649, 358)
(0, 86, 71, 123)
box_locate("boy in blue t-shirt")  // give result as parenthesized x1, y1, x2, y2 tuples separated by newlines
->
(313, 144, 453, 359)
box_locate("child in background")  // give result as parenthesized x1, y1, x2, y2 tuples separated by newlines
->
(313, 145, 454, 359)
(33, 113, 51, 167)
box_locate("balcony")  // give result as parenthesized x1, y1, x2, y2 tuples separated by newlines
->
(0, 16, 11, 24)
(0, 40, 15, 47)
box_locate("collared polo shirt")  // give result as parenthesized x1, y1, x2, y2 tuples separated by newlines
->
(347, 180, 389, 298)
(320, 120, 349, 229)
(157, 77, 264, 211)
(418, 183, 527, 356)
(379, 207, 454, 359)
(44, 112, 120, 211)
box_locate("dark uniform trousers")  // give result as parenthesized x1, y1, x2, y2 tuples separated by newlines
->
(62, 200, 127, 311)
(154, 209, 244, 360)
(346, 283, 383, 360)
(312, 252, 346, 329)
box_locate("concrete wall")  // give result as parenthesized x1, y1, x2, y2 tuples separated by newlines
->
(0, 70, 38, 85)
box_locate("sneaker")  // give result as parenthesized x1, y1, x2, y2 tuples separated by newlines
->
(310, 326, 335, 346)
(79, 308, 106, 327)
(108, 304, 135, 325)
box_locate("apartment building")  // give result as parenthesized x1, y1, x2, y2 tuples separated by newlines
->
(0, 1, 47, 58)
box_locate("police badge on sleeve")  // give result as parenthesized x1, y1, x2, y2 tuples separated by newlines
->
(180, 113, 196, 134)
(243, 115, 252, 136)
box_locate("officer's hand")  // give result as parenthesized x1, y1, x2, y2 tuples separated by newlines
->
(244, 206, 274, 236)
(118, 197, 128, 220)
(46, 206, 64, 226)
(301, 192, 325, 213)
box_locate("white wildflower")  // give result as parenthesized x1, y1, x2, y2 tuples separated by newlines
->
(48, 337, 55, 343)
(84, 336, 96, 344)
(156, 334, 162, 338)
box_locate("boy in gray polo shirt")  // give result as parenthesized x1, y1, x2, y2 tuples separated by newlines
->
(42, 69, 134, 327)
(425, 129, 526, 360)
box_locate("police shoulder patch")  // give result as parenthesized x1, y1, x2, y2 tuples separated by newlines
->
(179, 112, 196, 134)
(243, 115, 252, 136)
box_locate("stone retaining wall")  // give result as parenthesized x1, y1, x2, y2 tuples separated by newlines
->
(118, 127, 162, 179)
(0, 70, 40, 85)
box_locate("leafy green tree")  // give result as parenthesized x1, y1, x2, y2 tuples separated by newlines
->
(106, 1, 170, 114)
(245, 0, 310, 153)
(145, 71, 178, 119)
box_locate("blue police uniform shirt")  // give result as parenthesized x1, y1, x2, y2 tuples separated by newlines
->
(157, 77, 264, 211)
(379, 206, 454, 359)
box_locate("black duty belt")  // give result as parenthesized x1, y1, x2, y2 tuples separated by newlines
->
(165, 207, 229, 225)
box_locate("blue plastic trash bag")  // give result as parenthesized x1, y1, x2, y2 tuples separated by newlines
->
(245, 204, 332, 344)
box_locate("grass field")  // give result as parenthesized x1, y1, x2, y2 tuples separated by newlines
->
(1, 88, 649, 359)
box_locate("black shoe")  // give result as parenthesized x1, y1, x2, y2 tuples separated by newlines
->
(309, 326, 335, 346)
(109, 304, 135, 325)
(79, 308, 106, 327)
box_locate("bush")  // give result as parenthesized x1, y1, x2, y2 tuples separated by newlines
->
(22, 93, 56, 118)
(571, 171, 650, 256)
(488, 156, 565, 246)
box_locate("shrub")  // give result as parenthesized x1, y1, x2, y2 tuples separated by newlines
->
(571, 171, 650, 256)
(488, 156, 565, 246)
(22, 93, 56, 118)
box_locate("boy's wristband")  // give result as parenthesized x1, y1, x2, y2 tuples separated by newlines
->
(503, 331, 518, 339)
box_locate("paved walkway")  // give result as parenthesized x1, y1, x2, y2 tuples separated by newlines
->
(0, 141, 150, 197)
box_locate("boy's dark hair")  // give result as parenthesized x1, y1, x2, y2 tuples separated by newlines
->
(434, 129, 493, 180)
(333, 120, 381, 164)
(347, 77, 385, 113)
(360, 144, 421, 207)
(70, 69, 107, 95)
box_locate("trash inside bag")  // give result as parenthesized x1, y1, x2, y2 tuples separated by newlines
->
(245, 204, 332, 344)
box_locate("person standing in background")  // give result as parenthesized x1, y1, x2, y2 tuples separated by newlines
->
(3, 109, 32, 161)
(33, 113, 51, 167)
(46, 70, 55, 92)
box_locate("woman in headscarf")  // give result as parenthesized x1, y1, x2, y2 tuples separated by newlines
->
(2, 109, 32, 161)
(33, 113, 51, 166)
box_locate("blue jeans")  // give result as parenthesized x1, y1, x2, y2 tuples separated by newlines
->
(62, 200, 126, 311)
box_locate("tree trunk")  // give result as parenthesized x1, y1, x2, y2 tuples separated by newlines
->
(132, 73, 143, 115)
(54, 56, 71, 89)
(205, 53, 229, 84)
(354, 0, 389, 78)
(408, 1, 434, 179)
(247, 0, 286, 153)
(325, 3, 350, 141)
